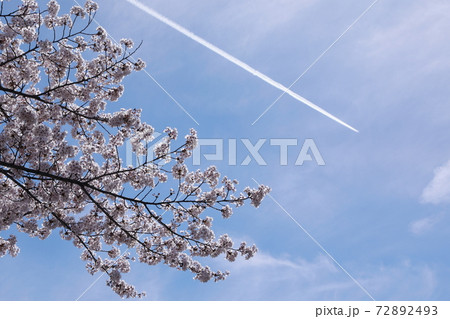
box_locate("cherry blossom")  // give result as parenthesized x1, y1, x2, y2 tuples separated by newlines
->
(0, 0, 270, 298)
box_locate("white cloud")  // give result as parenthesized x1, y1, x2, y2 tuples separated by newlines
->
(208, 251, 365, 300)
(409, 213, 443, 235)
(204, 250, 439, 300)
(230, 251, 338, 278)
(411, 160, 450, 235)
(421, 160, 450, 204)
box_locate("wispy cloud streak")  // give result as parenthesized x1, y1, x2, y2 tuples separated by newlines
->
(125, 0, 358, 132)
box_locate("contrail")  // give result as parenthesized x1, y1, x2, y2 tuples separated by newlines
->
(125, 0, 358, 133)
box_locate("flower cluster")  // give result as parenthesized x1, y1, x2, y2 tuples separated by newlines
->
(0, 0, 270, 298)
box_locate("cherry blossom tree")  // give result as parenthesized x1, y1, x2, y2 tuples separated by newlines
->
(0, 0, 270, 298)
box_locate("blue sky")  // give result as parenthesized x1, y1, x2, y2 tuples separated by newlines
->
(2, 0, 450, 300)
